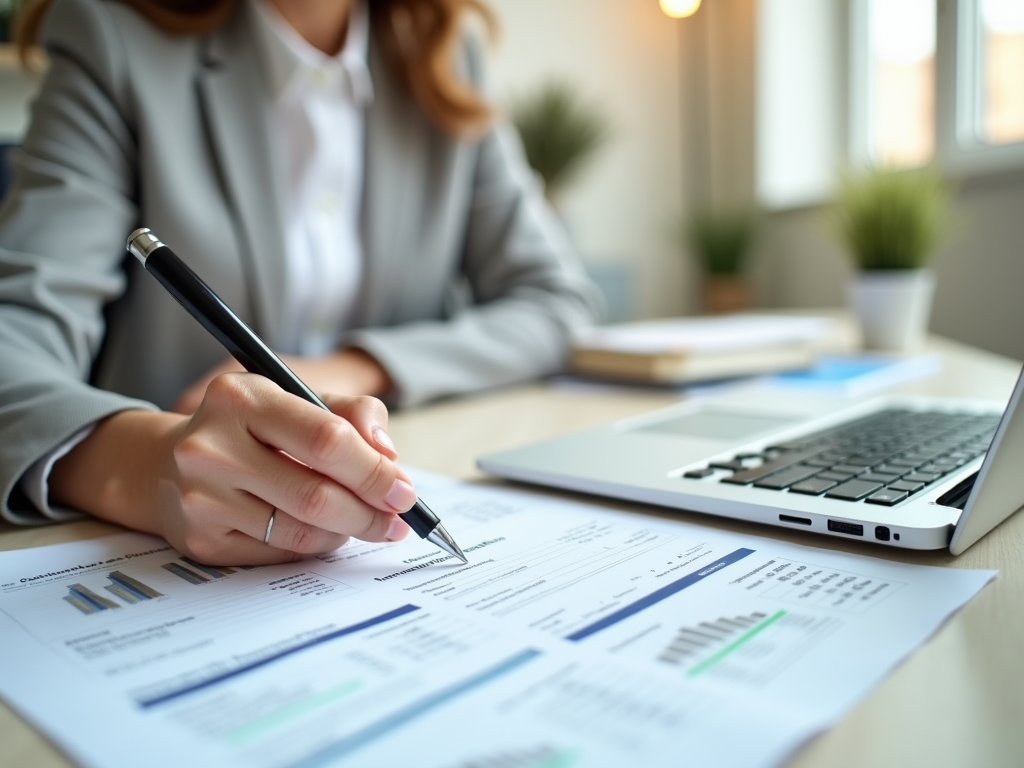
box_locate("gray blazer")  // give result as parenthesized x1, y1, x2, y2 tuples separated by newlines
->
(0, 0, 602, 523)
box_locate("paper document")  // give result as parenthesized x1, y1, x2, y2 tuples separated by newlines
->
(0, 471, 994, 768)
(571, 315, 836, 355)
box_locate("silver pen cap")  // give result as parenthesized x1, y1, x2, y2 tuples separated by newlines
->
(126, 228, 164, 265)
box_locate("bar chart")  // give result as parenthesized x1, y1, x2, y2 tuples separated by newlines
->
(63, 571, 165, 615)
(657, 610, 841, 684)
(161, 557, 238, 585)
(658, 611, 772, 666)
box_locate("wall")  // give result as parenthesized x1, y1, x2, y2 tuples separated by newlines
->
(753, 172, 1024, 363)
(497, 0, 1024, 361)
(485, 0, 690, 319)
(745, 0, 1024, 364)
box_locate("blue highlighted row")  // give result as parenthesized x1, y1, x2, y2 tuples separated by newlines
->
(294, 649, 543, 768)
(566, 548, 756, 641)
(138, 604, 421, 708)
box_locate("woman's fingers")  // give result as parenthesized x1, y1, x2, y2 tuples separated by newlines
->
(322, 393, 398, 460)
(218, 378, 417, 514)
(172, 358, 245, 415)
(168, 487, 350, 563)
(215, 437, 407, 543)
(164, 373, 413, 565)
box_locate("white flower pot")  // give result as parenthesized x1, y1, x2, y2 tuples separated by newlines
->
(848, 269, 935, 352)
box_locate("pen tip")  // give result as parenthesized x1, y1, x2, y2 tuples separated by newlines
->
(427, 525, 468, 564)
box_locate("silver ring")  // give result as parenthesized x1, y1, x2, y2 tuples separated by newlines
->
(263, 507, 277, 545)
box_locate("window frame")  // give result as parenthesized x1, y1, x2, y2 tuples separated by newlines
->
(754, 0, 1024, 212)
(850, 0, 1024, 177)
(938, 0, 1024, 176)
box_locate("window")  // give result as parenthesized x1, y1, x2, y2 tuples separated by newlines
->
(959, 0, 1024, 147)
(754, 0, 1024, 210)
(852, 0, 1024, 174)
(862, 0, 937, 168)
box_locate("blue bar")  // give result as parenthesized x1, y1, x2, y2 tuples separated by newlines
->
(107, 572, 156, 601)
(138, 604, 421, 708)
(179, 557, 230, 579)
(68, 584, 117, 611)
(294, 649, 542, 768)
(565, 548, 756, 641)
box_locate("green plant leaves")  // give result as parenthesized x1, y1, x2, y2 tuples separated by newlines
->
(510, 80, 610, 199)
(683, 208, 758, 276)
(833, 166, 951, 271)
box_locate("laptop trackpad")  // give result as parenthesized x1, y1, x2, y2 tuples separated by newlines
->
(633, 410, 803, 442)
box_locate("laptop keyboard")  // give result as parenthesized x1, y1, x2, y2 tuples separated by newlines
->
(683, 409, 1000, 507)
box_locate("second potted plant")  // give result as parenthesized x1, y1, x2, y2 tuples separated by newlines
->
(833, 166, 951, 351)
(510, 80, 610, 208)
(684, 207, 758, 314)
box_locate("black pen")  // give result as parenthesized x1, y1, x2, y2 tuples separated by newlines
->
(127, 228, 467, 564)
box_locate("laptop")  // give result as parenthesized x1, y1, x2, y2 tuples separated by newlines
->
(478, 364, 1024, 555)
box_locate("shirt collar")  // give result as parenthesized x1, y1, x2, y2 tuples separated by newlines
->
(248, 0, 374, 107)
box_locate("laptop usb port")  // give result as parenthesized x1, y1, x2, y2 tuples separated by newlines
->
(828, 520, 864, 537)
(779, 514, 812, 526)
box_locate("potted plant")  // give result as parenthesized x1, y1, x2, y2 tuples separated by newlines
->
(833, 166, 951, 351)
(683, 206, 758, 314)
(510, 80, 610, 207)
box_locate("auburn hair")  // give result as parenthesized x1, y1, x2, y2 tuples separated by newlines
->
(15, 0, 496, 137)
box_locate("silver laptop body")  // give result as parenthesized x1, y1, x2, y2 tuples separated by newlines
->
(478, 366, 1024, 554)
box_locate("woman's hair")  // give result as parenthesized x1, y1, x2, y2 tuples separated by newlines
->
(15, 0, 496, 137)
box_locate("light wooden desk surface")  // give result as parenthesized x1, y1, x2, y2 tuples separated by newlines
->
(2, 335, 1022, 768)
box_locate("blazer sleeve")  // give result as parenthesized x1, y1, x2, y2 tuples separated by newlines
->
(0, 0, 156, 523)
(346, 45, 605, 408)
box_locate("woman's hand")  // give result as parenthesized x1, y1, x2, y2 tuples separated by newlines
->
(173, 349, 392, 415)
(50, 373, 411, 565)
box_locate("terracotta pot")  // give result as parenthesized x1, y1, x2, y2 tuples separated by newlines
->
(701, 276, 751, 315)
(848, 269, 935, 351)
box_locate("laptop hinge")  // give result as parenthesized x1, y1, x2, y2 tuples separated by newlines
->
(936, 471, 979, 511)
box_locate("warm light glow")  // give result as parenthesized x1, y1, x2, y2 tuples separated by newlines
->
(660, 0, 701, 19)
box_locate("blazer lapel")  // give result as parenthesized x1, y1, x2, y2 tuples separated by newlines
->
(357, 40, 423, 328)
(196, 10, 289, 348)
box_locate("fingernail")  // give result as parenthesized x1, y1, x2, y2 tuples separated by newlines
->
(373, 426, 395, 453)
(386, 516, 410, 542)
(385, 479, 416, 512)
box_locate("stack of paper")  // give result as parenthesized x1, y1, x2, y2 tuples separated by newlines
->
(571, 315, 842, 384)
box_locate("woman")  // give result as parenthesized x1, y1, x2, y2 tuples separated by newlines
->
(0, 0, 601, 563)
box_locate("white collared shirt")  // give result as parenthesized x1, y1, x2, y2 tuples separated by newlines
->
(248, 0, 373, 356)
(21, 1, 375, 519)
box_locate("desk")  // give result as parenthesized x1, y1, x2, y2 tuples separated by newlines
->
(2, 335, 1022, 768)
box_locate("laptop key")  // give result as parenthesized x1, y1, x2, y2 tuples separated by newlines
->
(789, 477, 838, 495)
(720, 448, 823, 485)
(708, 460, 750, 472)
(889, 458, 924, 468)
(866, 489, 909, 506)
(817, 471, 856, 482)
(753, 465, 821, 490)
(858, 472, 902, 483)
(825, 479, 885, 501)
(845, 454, 894, 466)
(902, 471, 941, 484)
(916, 463, 953, 475)
(872, 463, 907, 476)
(830, 464, 869, 476)
(683, 468, 716, 479)
(805, 458, 836, 467)
(887, 480, 925, 494)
